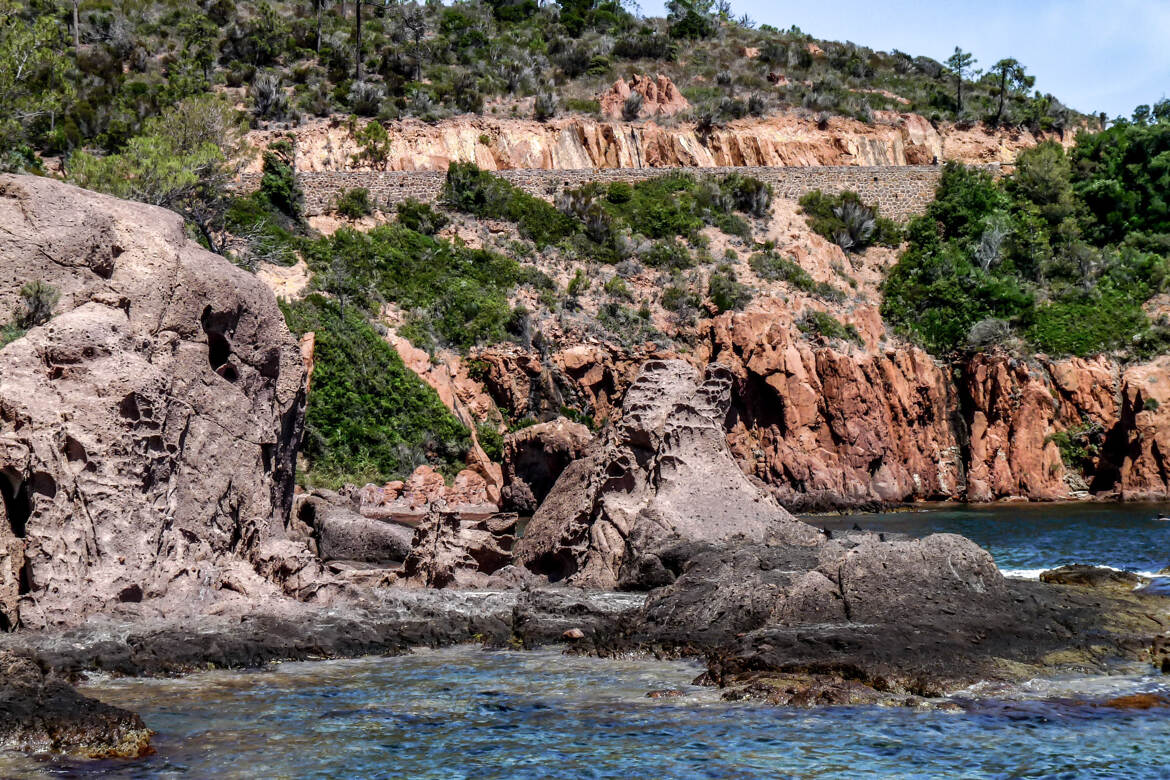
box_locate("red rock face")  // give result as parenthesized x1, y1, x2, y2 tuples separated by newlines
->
(597, 74, 690, 120)
(472, 306, 1170, 509)
(697, 306, 963, 510)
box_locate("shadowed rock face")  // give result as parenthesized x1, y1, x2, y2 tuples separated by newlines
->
(0, 650, 151, 757)
(0, 175, 316, 629)
(514, 360, 822, 588)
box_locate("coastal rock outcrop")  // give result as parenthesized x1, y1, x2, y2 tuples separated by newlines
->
(598, 74, 689, 120)
(500, 417, 594, 512)
(514, 360, 821, 587)
(0, 650, 152, 757)
(400, 506, 524, 588)
(0, 175, 317, 629)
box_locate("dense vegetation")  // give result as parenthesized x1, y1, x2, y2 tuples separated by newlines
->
(282, 294, 470, 487)
(2, 0, 1085, 169)
(882, 119, 1170, 358)
(305, 220, 522, 351)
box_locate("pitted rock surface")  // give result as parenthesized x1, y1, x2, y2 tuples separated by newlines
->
(514, 359, 821, 587)
(0, 175, 318, 629)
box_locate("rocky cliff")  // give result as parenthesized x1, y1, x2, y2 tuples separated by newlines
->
(0, 175, 318, 629)
(249, 111, 1063, 173)
(471, 303, 1170, 510)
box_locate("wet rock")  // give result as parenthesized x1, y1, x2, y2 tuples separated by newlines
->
(1100, 693, 1170, 710)
(514, 360, 821, 588)
(0, 175, 317, 629)
(1040, 565, 1140, 592)
(0, 651, 152, 757)
(401, 506, 519, 588)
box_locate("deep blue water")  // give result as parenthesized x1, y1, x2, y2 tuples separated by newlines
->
(822, 501, 1170, 576)
(6, 502, 1170, 779)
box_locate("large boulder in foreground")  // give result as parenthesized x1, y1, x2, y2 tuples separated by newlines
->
(514, 360, 821, 587)
(0, 175, 317, 628)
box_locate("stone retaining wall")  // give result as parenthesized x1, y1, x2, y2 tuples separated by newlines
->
(239, 164, 997, 221)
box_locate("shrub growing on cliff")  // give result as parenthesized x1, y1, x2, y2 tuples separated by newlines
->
(707, 264, 752, 312)
(882, 145, 1170, 358)
(797, 309, 863, 347)
(749, 251, 847, 302)
(798, 190, 902, 252)
(442, 162, 576, 246)
(282, 295, 470, 487)
(305, 223, 519, 350)
(396, 198, 450, 235)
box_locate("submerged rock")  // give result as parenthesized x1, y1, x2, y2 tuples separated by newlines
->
(514, 360, 821, 587)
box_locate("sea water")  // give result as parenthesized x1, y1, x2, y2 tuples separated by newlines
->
(6, 502, 1170, 779)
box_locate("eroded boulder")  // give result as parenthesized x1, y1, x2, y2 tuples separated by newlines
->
(514, 360, 821, 587)
(0, 175, 317, 628)
(401, 504, 526, 588)
(501, 417, 594, 513)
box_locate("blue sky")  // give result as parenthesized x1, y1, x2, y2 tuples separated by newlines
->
(635, 0, 1169, 118)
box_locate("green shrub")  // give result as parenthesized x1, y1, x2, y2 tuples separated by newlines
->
(396, 198, 450, 235)
(642, 239, 694, 270)
(335, 187, 373, 219)
(797, 309, 864, 347)
(281, 295, 470, 487)
(707, 264, 751, 312)
(882, 151, 1170, 358)
(1046, 421, 1103, 474)
(260, 140, 303, 220)
(567, 268, 590, 297)
(798, 190, 901, 252)
(15, 281, 59, 329)
(603, 275, 633, 300)
(305, 224, 518, 350)
(749, 251, 846, 302)
(476, 422, 504, 461)
(442, 162, 576, 246)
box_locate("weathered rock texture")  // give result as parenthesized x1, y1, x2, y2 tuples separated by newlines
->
(0, 175, 317, 629)
(401, 506, 523, 588)
(248, 111, 1060, 174)
(474, 309, 1170, 509)
(514, 360, 821, 587)
(500, 417, 594, 513)
(598, 74, 689, 119)
(627, 532, 1168, 700)
(0, 650, 152, 757)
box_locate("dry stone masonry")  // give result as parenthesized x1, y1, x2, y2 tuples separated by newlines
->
(240, 165, 997, 222)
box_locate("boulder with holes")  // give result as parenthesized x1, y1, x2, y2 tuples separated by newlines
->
(514, 360, 822, 588)
(0, 174, 318, 629)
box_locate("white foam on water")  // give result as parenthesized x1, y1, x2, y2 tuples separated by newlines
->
(999, 564, 1167, 581)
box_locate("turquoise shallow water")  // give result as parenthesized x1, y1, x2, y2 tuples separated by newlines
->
(6, 502, 1170, 779)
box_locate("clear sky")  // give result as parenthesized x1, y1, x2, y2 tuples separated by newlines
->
(634, 0, 1168, 118)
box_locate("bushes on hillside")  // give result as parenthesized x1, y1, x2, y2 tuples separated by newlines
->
(305, 223, 519, 350)
(881, 140, 1170, 358)
(798, 190, 902, 252)
(442, 162, 576, 246)
(749, 251, 847, 302)
(282, 295, 470, 487)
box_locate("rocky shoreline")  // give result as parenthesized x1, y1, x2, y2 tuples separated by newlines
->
(2, 175, 1169, 760)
